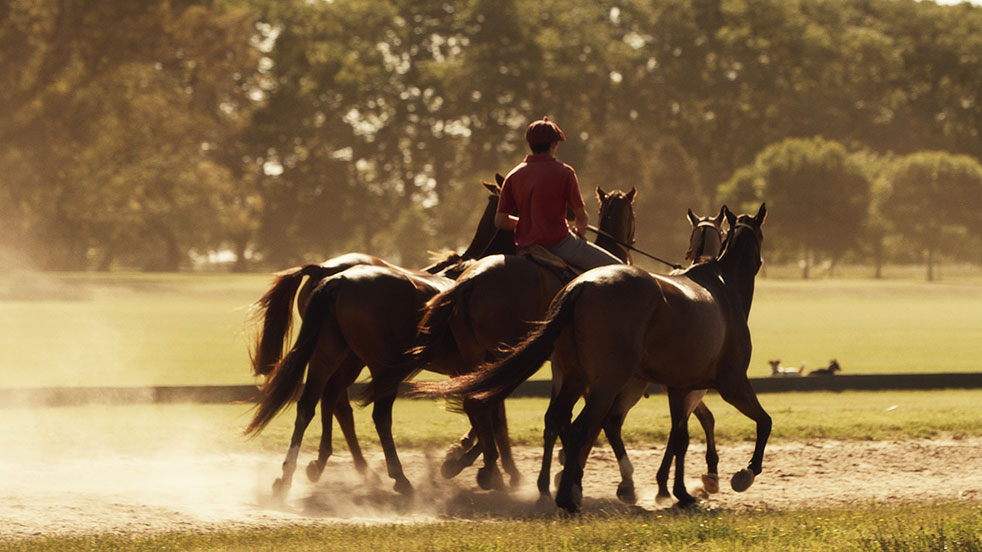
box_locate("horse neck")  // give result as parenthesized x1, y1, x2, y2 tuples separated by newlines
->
(480, 228, 517, 257)
(594, 234, 630, 263)
(594, 204, 634, 263)
(459, 195, 500, 260)
(717, 232, 760, 318)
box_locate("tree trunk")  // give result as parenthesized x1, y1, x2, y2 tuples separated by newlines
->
(231, 234, 250, 273)
(801, 248, 810, 279)
(926, 247, 934, 282)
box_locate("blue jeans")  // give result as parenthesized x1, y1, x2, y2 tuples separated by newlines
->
(548, 233, 622, 271)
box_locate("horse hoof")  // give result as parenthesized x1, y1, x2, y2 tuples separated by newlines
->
(508, 471, 522, 489)
(555, 485, 582, 513)
(444, 444, 465, 463)
(477, 467, 505, 491)
(441, 458, 466, 479)
(272, 478, 290, 501)
(674, 495, 699, 509)
(306, 461, 324, 483)
(655, 491, 673, 507)
(731, 469, 755, 492)
(616, 482, 637, 505)
(701, 473, 720, 494)
(393, 478, 414, 496)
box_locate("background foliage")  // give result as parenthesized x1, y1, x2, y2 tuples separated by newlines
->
(2, 0, 981, 276)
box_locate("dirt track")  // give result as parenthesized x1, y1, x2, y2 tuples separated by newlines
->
(2, 438, 982, 539)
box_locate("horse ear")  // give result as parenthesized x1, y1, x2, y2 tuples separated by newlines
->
(627, 187, 637, 202)
(596, 187, 608, 202)
(495, 173, 505, 186)
(686, 208, 698, 226)
(722, 204, 736, 227)
(482, 180, 498, 194)
(755, 203, 767, 224)
(713, 205, 726, 226)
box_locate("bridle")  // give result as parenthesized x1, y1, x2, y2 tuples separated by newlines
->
(686, 220, 724, 262)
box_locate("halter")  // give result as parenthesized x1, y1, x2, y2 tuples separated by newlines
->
(721, 220, 763, 255)
(687, 220, 724, 262)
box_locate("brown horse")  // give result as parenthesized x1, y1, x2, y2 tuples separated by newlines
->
(546, 206, 728, 506)
(411, 204, 726, 503)
(393, 188, 637, 492)
(424, 204, 770, 512)
(245, 179, 510, 497)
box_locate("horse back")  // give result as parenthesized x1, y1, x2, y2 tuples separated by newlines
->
(448, 254, 561, 364)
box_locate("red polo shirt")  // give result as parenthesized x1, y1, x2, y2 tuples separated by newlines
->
(498, 154, 585, 249)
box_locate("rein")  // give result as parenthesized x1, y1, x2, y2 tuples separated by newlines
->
(585, 225, 682, 270)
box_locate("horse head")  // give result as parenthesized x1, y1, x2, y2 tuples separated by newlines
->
(685, 206, 726, 264)
(460, 175, 507, 260)
(596, 187, 637, 263)
(721, 203, 767, 271)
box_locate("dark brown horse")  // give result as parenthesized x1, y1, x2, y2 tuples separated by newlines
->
(424, 204, 770, 512)
(547, 206, 728, 506)
(395, 188, 637, 492)
(245, 179, 510, 497)
(412, 204, 726, 503)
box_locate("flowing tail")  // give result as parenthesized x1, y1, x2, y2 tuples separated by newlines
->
(411, 283, 585, 406)
(246, 276, 342, 435)
(250, 263, 361, 376)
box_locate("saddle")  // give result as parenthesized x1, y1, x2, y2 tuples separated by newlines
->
(517, 245, 580, 284)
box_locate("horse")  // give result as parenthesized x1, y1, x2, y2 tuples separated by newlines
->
(354, 190, 634, 489)
(409, 204, 726, 503)
(243, 187, 629, 499)
(245, 178, 511, 497)
(384, 188, 635, 493)
(808, 360, 841, 376)
(769, 360, 805, 377)
(421, 204, 770, 512)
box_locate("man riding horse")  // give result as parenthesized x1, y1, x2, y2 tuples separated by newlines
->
(496, 117, 622, 271)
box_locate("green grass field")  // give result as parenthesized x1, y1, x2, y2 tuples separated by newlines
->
(4, 501, 981, 551)
(1, 268, 980, 387)
(4, 390, 982, 456)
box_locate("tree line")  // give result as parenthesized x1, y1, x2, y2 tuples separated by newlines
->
(1, 0, 980, 278)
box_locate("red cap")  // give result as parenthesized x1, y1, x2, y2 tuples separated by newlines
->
(524, 116, 566, 145)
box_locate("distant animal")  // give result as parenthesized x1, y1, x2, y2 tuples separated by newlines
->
(768, 359, 804, 377)
(808, 360, 841, 376)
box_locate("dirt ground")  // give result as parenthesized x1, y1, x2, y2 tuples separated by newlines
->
(2, 438, 982, 539)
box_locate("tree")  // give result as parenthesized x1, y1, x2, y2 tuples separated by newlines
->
(719, 137, 871, 278)
(882, 151, 982, 281)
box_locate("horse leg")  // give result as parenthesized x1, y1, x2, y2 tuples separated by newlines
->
(665, 387, 697, 508)
(272, 356, 333, 501)
(491, 400, 521, 488)
(717, 376, 771, 492)
(307, 354, 364, 482)
(370, 391, 414, 495)
(440, 427, 478, 478)
(603, 383, 646, 505)
(692, 400, 720, 494)
(539, 380, 580, 501)
(555, 384, 619, 513)
(463, 398, 504, 491)
(333, 388, 369, 474)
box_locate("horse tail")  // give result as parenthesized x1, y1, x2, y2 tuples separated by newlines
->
(250, 264, 328, 376)
(412, 282, 584, 406)
(355, 278, 475, 406)
(246, 276, 342, 435)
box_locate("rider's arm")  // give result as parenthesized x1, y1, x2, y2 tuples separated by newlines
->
(572, 206, 589, 237)
(495, 212, 518, 230)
